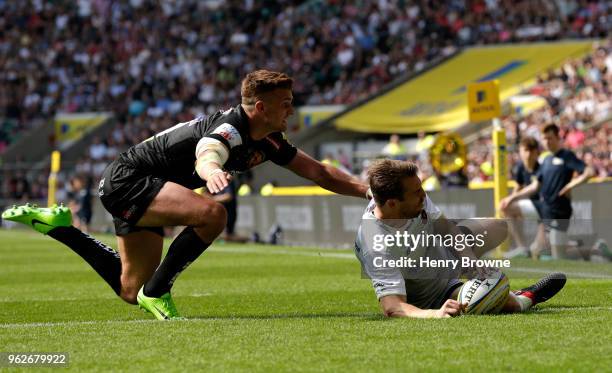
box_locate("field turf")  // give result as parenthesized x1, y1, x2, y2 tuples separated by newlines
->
(1, 229, 611, 372)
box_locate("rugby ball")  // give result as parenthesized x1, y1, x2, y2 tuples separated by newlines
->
(457, 272, 509, 315)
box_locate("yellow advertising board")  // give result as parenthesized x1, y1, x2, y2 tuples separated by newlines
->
(334, 42, 593, 133)
(467, 80, 501, 122)
(54, 112, 111, 144)
(297, 105, 344, 129)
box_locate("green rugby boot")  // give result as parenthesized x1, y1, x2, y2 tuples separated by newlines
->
(2, 203, 72, 234)
(137, 286, 185, 320)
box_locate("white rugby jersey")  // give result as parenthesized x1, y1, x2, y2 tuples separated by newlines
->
(354, 196, 461, 309)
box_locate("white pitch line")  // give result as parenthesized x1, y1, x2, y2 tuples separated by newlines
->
(0, 319, 163, 329)
(0, 293, 213, 303)
(508, 267, 612, 279)
(214, 246, 612, 279)
(535, 306, 612, 313)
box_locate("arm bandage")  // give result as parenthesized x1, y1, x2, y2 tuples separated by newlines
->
(195, 137, 230, 164)
(195, 137, 230, 179)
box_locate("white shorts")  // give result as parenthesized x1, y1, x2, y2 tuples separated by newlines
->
(516, 199, 539, 220)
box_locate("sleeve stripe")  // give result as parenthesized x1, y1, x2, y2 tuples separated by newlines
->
(265, 136, 281, 150)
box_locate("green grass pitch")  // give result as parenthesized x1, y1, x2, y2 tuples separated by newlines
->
(1, 229, 611, 371)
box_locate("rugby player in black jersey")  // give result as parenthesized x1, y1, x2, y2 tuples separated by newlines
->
(3, 70, 369, 319)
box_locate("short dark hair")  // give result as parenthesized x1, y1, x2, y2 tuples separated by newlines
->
(368, 160, 418, 205)
(241, 70, 293, 105)
(541, 123, 560, 136)
(519, 136, 539, 151)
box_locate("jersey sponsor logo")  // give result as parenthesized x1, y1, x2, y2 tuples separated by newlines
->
(212, 123, 242, 148)
(552, 157, 564, 166)
(247, 150, 265, 168)
(373, 281, 386, 289)
(98, 178, 105, 196)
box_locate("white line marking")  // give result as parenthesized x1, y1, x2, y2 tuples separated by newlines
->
(535, 306, 612, 313)
(508, 267, 612, 279)
(0, 293, 213, 303)
(0, 319, 162, 328)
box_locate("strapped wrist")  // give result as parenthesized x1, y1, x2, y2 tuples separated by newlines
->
(207, 168, 224, 179)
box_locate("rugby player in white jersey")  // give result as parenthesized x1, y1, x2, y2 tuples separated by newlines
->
(355, 160, 566, 318)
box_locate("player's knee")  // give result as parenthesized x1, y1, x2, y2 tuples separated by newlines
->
(191, 201, 227, 231)
(119, 287, 139, 305)
(500, 203, 510, 216)
(119, 275, 142, 305)
(501, 203, 515, 217)
(205, 203, 227, 233)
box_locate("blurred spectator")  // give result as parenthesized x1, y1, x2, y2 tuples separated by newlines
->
(382, 134, 407, 160)
(89, 137, 107, 161)
(337, 149, 352, 172)
(68, 175, 93, 233)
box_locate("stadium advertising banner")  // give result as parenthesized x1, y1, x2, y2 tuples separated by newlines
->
(297, 105, 345, 129)
(334, 42, 592, 134)
(467, 80, 501, 122)
(54, 112, 111, 149)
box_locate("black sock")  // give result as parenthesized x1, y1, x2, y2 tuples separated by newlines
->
(143, 227, 209, 297)
(48, 226, 122, 295)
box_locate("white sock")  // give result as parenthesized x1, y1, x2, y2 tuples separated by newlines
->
(510, 292, 533, 312)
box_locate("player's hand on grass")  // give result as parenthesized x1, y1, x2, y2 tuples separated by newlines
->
(207, 169, 232, 194)
(435, 299, 464, 318)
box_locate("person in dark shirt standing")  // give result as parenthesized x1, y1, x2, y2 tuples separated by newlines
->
(501, 124, 594, 259)
(4, 70, 369, 319)
(68, 175, 93, 233)
(501, 137, 544, 258)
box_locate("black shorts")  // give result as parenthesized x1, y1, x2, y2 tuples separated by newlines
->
(99, 159, 165, 236)
(432, 279, 464, 309)
(533, 200, 572, 232)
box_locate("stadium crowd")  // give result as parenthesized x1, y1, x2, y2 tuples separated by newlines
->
(0, 0, 611, 200)
(465, 40, 611, 184)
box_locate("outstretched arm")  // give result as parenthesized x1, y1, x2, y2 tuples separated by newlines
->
(285, 150, 368, 198)
(500, 179, 539, 210)
(558, 166, 595, 197)
(380, 295, 463, 318)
